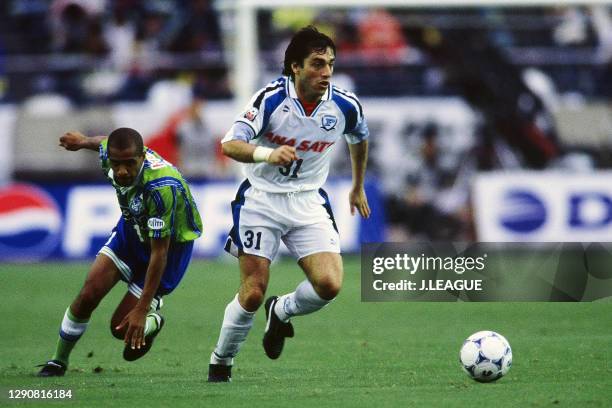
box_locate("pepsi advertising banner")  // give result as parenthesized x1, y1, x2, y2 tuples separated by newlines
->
(473, 171, 612, 241)
(0, 180, 384, 261)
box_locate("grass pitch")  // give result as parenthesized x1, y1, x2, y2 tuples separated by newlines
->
(0, 257, 610, 407)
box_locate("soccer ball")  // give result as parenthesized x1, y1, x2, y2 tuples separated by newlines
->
(459, 330, 512, 382)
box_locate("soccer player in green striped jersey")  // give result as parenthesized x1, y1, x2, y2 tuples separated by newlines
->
(38, 128, 203, 376)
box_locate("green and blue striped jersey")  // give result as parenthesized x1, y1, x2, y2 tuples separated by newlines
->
(99, 139, 202, 243)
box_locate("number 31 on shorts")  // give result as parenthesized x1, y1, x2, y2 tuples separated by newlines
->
(243, 230, 262, 250)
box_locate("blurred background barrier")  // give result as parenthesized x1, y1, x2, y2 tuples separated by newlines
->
(0, 179, 384, 261)
(473, 171, 612, 241)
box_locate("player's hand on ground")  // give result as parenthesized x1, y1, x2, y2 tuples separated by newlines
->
(268, 146, 298, 165)
(349, 187, 371, 219)
(59, 131, 87, 151)
(116, 307, 148, 350)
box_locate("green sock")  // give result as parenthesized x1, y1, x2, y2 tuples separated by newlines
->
(52, 338, 75, 365)
(144, 313, 161, 336)
(52, 308, 89, 365)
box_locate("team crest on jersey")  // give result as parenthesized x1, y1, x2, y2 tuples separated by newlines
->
(244, 107, 259, 121)
(129, 195, 144, 215)
(320, 115, 337, 131)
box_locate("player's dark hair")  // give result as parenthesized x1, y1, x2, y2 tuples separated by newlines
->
(107, 127, 144, 155)
(283, 26, 336, 79)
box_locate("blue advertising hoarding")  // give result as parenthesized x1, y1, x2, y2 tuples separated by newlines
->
(0, 179, 384, 261)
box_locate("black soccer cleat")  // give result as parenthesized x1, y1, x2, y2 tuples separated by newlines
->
(37, 360, 67, 377)
(123, 314, 165, 361)
(207, 364, 232, 382)
(262, 296, 294, 360)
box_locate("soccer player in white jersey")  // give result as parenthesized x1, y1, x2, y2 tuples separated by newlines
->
(208, 26, 371, 382)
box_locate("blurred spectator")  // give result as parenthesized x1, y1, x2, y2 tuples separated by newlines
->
(134, 6, 167, 62)
(177, 97, 227, 178)
(334, 19, 360, 55)
(590, 6, 612, 98)
(356, 8, 408, 64)
(385, 123, 473, 241)
(84, 17, 109, 55)
(405, 24, 561, 169)
(146, 81, 228, 179)
(111, 5, 171, 101)
(50, 0, 107, 54)
(169, 0, 222, 53)
(591, 5, 612, 62)
(7, 0, 53, 54)
(553, 6, 593, 46)
(103, 2, 137, 70)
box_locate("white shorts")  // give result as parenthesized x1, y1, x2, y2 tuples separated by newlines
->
(224, 180, 341, 261)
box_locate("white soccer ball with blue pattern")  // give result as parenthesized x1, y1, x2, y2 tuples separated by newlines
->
(460, 330, 512, 382)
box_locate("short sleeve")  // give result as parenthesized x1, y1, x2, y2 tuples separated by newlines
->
(332, 87, 370, 144)
(221, 121, 256, 144)
(229, 94, 265, 141)
(344, 117, 370, 144)
(223, 78, 286, 143)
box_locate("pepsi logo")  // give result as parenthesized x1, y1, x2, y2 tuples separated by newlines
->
(0, 183, 62, 260)
(499, 190, 547, 233)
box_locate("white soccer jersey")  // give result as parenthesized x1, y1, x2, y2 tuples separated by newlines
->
(222, 76, 369, 193)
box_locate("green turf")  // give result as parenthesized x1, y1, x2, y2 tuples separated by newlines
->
(0, 257, 610, 407)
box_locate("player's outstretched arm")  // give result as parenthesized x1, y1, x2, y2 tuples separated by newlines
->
(348, 140, 371, 219)
(222, 140, 297, 165)
(59, 131, 107, 152)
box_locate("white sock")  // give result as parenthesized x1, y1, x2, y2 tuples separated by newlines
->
(59, 308, 89, 341)
(274, 280, 330, 322)
(212, 294, 255, 364)
(144, 313, 161, 336)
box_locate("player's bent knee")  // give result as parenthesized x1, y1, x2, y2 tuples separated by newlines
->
(243, 290, 265, 310)
(240, 287, 266, 311)
(314, 277, 342, 301)
(240, 268, 269, 311)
